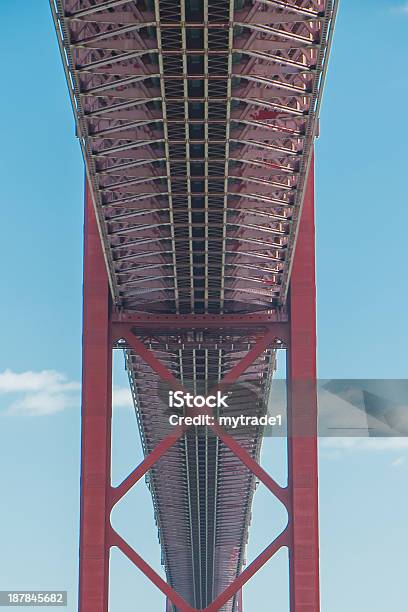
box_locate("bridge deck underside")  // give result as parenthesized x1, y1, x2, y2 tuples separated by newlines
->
(53, 0, 334, 609)
(122, 328, 276, 609)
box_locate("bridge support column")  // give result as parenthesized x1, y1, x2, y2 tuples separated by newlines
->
(79, 185, 112, 612)
(287, 158, 320, 612)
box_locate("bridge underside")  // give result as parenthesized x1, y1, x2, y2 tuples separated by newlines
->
(123, 322, 277, 608)
(52, 0, 336, 609)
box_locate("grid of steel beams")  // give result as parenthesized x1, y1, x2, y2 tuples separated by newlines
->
(52, 0, 336, 314)
(52, 1, 337, 610)
(120, 327, 279, 608)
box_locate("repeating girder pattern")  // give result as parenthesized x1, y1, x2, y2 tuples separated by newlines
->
(53, 0, 336, 314)
(121, 327, 278, 608)
(52, 0, 336, 609)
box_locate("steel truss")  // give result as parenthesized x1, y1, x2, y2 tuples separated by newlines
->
(80, 163, 318, 611)
(52, 0, 337, 313)
(51, 1, 331, 610)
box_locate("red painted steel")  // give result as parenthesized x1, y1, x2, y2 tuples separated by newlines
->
(287, 156, 320, 612)
(110, 530, 196, 612)
(111, 312, 288, 328)
(53, 1, 336, 607)
(205, 530, 288, 612)
(110, 327, 289, 511)
(79, 157, 318, 611)
(79, 206, 291, 609)
(53, 0, 337, 316)
(79, 185, 112, 612)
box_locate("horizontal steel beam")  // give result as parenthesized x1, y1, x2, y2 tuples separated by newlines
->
(111, 311, 288, 328)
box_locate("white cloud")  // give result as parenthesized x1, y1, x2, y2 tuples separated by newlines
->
(0, 369, 80, 416)
(0, 369, 135, 416)
(320, 437, 408, 452)
(0, 369, 78, 394)
(112, 386, 134, 409)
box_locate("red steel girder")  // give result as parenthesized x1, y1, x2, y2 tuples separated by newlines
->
(52, 0, 338, 313)
(287, 157, 319, 612)
(79, 158, 319, 611)
(111, 311, 288, 328)
(79, 183, 111, 612)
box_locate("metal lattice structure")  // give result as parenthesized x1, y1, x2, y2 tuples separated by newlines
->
(51, 1, 337, 610)
(124, 326, 277, 608)
(52, 0, 336, 312)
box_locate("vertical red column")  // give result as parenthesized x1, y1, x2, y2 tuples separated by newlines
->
(79, 184, 112, 612)
(287, 156, 320, 612)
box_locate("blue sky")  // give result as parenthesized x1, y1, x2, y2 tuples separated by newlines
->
(0, 1, 407, 611)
